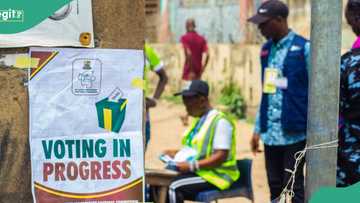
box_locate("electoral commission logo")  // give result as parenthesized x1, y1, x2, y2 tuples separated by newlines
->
(0, 9, 24, 22)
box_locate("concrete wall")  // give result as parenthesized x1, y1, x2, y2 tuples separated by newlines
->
(145, 0, 161, 42)
(148, 43, 262, 117)
(151, 0, 313, 43)
(153, 0, 242, 43)
(150, 0, 356, 46)
(147, 0, 356, 118)
(149, 42, 352, 118)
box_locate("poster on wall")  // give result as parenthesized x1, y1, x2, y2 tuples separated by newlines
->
(28, 47, 144, 202)
(0, 0, 94, 47)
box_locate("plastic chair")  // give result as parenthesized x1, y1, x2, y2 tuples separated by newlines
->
(195, 159, 254, 203)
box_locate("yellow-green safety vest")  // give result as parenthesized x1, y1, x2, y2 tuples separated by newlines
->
(181, 110, 240, 190)
(144, 43, 163, 96)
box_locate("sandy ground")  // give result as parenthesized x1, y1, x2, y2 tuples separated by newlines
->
(145, 101, 270, 203)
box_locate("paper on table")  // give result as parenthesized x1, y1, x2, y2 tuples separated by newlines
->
(173, 147, 197, 162)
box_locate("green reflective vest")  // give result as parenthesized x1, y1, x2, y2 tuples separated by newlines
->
(181, 110, 240, 190)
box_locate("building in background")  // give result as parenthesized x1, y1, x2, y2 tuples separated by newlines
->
(146, 0, 326, 44)
(145, 0, 356, 118)
(168, 0, 242, 43)
(148, 0, 244, 43)
(145, 0, 160, 42)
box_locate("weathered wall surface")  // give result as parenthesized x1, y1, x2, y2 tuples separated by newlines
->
(147, 0, 354, 118)
(93, 0, 145, 49)
(0, 0, 144, 202)
(148, 43, 262, 117)
(155, 0, 242, 43)
(0, 68, 31, 202)
(149, 43, 351, 118)
(149, 0, 356, 47)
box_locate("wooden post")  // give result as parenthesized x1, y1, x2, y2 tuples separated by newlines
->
(305, 0, 342, 202)
(0, 0, 144, 202)
(92, 0, 145, 49)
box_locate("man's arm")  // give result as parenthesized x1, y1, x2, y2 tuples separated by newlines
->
(201, 50, 209, 74)
(304, 42, 311, 72)
(250, 110, 262, 155)
(144, 44, 168, 108)
(146, 68, 168, 108)
(181, 37, 193, 71)
(176, 150, 228, 173)
(184, 47, 192, 69)
(176, 118, 231, 173)
(181, 37, 191, 68)
(153, 68, 168, 99)
(198, 149, 228, 168)
(253, 110, 261, 135)
(201, 40, 209, 73)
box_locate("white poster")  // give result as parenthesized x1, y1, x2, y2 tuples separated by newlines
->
(0, 1, 94, 48)
(28, 48, 144, 203)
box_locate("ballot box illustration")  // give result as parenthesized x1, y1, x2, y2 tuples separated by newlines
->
(96, 88, 127, 133)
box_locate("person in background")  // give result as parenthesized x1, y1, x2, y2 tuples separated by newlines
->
(163, 80, 239, 203)
(179, 19, 210, 126)
(248, 1, 310, 202)
(144, 43, 168, 148)
(180, 18, 209, 81)
(337, 0, 360, 187)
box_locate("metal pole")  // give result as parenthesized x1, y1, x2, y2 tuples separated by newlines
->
(305, 0, 342, 202)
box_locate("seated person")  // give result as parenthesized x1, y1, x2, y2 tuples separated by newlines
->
(162, 80, 240, 203)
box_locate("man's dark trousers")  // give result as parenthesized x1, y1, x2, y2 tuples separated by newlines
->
(264, 140, 306, 203)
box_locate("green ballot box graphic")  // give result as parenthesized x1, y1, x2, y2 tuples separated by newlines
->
(96, 97, 127, 133)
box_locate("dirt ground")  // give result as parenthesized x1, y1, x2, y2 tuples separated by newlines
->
(145, 101, 270, 203)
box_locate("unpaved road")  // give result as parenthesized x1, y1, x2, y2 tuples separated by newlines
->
(145, 101, 270, 203)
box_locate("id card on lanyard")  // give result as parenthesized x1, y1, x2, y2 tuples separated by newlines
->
(263, 67, 279, 94)
(263, 67, 288, 94)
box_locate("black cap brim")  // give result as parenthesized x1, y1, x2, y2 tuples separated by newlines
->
(174, 90, 198, 97)
(248, 14, 271, 24)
